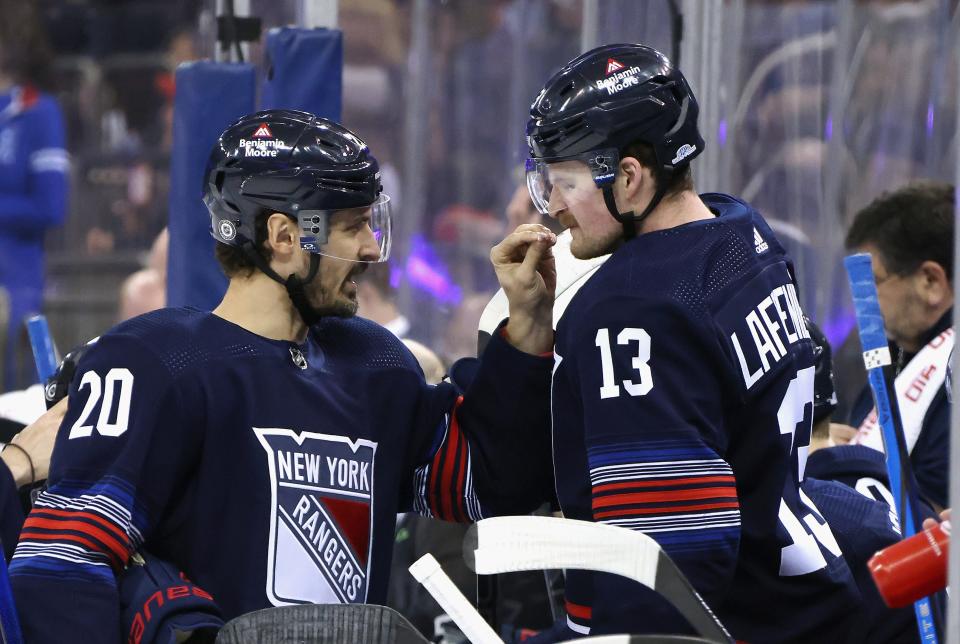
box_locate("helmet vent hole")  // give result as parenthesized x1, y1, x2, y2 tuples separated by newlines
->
(316, 138, 339, 152)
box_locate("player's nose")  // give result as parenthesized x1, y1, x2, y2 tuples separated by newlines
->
(358, 226, 381, 262)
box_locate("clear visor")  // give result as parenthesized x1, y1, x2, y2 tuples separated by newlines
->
(298, 193, 392, 263)
(525, 149, 618, 216)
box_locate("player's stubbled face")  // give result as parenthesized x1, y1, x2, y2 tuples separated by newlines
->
(546, 161, 622, 260)
(312, 207, 381, 317)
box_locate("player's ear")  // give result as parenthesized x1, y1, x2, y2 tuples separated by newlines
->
(265, 213, 298, 257)
(618, 156, 651, 203)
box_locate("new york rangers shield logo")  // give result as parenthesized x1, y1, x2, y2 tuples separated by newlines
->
(254, 428, 377, 606)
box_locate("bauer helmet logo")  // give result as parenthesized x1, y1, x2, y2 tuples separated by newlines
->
(605, 58, 625, 75)
(219, 220, 237, 241)
(252, 123, 273, 138)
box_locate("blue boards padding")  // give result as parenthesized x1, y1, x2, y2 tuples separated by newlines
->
(261, 27, 342, 120)
(167, 62, 255, 310)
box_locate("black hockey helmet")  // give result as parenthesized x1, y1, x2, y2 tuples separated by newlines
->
(805, 316, 838, 424)
(203, 108, 391, 262)
(526, 44, 703, 237)
(203, 109, 392, 325)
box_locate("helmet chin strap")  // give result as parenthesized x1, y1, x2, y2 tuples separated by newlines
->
(241, 239, 324, 327)
(601, 169, 671, 240)
(284, 255, 323, 326)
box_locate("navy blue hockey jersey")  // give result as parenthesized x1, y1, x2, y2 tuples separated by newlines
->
(550, 194, 860, 642)
(806, 444, 937, 525)
(803, 476, 918, 644)
(10, 309, 554, 642)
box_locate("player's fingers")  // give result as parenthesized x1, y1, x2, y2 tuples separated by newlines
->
(922, 517, 939, 531)
(491, 228, 555, 266)
(520, 232, 556, 274)
(511, 223, 554, 236)
(537, 246, 557, 295)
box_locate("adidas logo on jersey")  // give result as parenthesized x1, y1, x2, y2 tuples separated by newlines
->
(753, 227, 769, 254)
(605, 58, 625, 75)
(252, 123, 273, 138)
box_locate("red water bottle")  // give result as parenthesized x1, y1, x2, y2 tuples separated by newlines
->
(868, 521, 950, 608)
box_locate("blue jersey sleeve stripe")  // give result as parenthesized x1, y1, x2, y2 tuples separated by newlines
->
(10, 553, 115, 586)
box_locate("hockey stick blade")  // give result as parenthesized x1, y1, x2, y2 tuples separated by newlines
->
(463, 516, 732, 644)
(409, 553, 502, 644)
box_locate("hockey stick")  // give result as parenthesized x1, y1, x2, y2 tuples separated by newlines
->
(409, 553, 503, 644)
(463, 516, 733, 644)
(411, 551, 714, 644)
(844, 253, 940, 643)
(25, 315, 58, 384)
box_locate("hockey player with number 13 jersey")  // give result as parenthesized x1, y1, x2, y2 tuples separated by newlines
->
(522, 44, 862, 642)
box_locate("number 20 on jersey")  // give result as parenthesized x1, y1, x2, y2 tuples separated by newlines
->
(68, 368, 134, 438)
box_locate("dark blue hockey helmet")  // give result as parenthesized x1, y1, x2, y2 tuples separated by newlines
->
(526, 44, 704, 231)
(805, 316, 838, 424)
(203, 109, 391, 263)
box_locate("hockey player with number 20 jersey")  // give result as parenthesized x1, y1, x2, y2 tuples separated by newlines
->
(522, 44, 862, 642)
(10, 110, 558, 643)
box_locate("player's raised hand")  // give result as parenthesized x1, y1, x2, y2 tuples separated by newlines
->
(491, 223, 557, 305)
(490, 224, 557, 355)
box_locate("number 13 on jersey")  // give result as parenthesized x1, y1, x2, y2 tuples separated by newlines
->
(595, 327, 653, 399)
